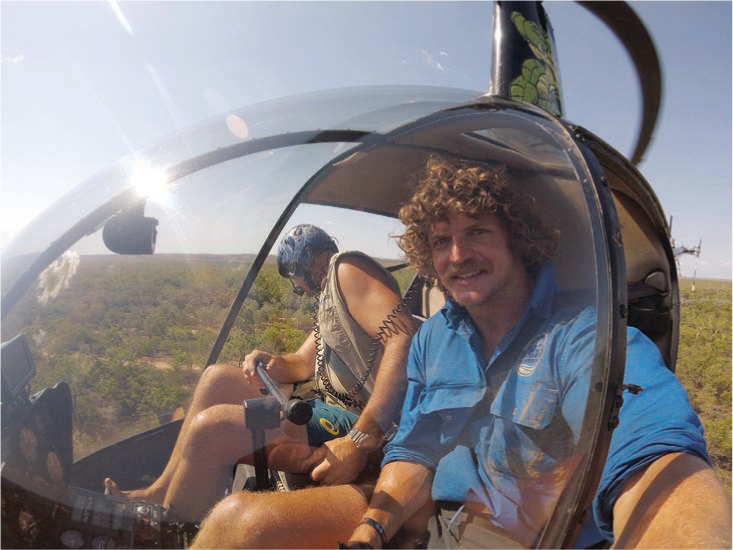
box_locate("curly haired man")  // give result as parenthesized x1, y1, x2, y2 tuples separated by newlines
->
(344, 155, 729, 549)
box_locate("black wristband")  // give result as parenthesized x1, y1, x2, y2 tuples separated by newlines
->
(360, 517, 388, 546)
(338, 542, 374, 549)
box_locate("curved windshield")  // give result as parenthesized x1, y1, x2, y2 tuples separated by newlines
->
(2, 142, 365, 457)
(1, 85, 478, 284)
(0, 89, 617, 549)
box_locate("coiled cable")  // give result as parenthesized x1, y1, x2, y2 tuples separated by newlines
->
(314, 284, 419, 410)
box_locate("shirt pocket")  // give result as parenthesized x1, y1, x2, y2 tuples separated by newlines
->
(484, 378, 561, 480)
(489, 378, 558, 430)
(420, 385, 485, 442)
(318, 301, 350, 354)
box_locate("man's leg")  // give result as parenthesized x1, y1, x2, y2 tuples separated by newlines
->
(191, 483, 373, 549)
(161, 395, 330, 521)
(105, 364, 265, 503)
(161, 400, 319, 521)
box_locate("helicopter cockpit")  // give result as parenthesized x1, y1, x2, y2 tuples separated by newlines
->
(1, 83, 677, 549)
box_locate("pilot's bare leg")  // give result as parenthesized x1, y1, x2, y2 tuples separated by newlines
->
(190, 483, 372, 549)
(161, 402, 319, 521)
(105, 363, 263, 504)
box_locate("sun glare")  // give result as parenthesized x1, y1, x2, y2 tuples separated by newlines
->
(107, 1, 134, 36)
(129, 158, 169, 203)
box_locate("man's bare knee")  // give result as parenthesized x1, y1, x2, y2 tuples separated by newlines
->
(194, 363, 258, 404)
(193, 492, 268, 548)
(184, 408, 235, 452)
(198, 364, 238, 392)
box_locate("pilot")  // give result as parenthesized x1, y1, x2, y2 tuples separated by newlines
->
(191, 155, 730, 549)
(105, 224, 415, 522)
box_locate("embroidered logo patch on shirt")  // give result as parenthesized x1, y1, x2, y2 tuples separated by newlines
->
(518, 334, 548, 377)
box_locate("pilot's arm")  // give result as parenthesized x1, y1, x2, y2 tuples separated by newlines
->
(310, 255, 415, 485)
(611, 452, 732, 548)
(242, 331, 317, 384)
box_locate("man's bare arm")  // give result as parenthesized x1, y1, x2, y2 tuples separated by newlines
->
(611, 452, 732, 549)
(243, 331, 317, 384)
(310, 256, 415, 484)
(338, 256, 415, 436)
(347, 461, 433, 548)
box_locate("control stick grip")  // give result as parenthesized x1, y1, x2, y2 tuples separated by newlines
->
(255, 362, 312, 425)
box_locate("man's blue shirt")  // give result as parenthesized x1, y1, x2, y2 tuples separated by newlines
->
(383, 264, 708, 543)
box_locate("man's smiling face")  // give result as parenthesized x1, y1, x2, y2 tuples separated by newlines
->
(429, 212, 525, 311)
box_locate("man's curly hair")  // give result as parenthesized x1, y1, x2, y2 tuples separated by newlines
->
(397, 155, 559, 290)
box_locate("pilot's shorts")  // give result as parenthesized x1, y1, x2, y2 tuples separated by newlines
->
(305, 398, 359, 447)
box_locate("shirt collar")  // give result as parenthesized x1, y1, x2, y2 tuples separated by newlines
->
(529, 263, 556, 320)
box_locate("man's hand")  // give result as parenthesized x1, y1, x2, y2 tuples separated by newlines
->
(242, 349, 274, 382)
(309, 436, 368, 485)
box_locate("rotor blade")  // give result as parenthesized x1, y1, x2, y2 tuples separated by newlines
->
(577, 1, 662, 165)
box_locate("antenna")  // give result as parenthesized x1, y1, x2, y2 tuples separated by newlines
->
(672, 227, 702, 291)
(691, 238, 702, 291)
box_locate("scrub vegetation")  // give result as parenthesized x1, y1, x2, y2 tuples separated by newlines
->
(3, 256, 729, 492)
(675, 278, 732, 494)
(3, 254, 413, 458)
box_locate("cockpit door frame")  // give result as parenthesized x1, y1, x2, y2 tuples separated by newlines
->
(537, 133, 629, 548)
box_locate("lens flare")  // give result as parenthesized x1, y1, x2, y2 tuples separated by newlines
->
(226, 114, 249, 139)
(129, 157, 169, 202)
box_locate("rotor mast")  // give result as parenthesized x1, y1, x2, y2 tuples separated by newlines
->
(487, 1, 564, 117)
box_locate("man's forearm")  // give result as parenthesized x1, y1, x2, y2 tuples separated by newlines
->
(269, 332, 317, 383)
(612, 452, 732, 548)
(348, 461, 433, 548)
(351, 331, 411, 447)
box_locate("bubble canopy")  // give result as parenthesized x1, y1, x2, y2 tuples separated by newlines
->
(1, 86, 624, 549)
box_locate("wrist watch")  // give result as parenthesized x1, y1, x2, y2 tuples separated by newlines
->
(347, 427, 375, 450)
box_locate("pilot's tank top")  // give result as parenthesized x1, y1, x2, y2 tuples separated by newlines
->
(316, 251, 402, 414)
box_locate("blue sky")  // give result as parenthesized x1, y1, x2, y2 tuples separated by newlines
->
(1, 1, 731, 279)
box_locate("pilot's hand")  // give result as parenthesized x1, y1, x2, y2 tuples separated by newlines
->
(242, 349, 274, 382)
(310, 436, 368, 485)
